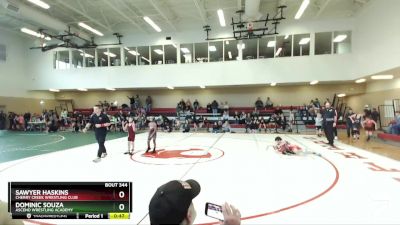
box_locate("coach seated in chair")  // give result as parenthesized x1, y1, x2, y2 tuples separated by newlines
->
(149, 179, 241, 225)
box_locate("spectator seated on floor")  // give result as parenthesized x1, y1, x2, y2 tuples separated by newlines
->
(222, 120, 231, 133)
(212, 121, 222, 133)
(388, 111, 400, 135)
(182, 120, 191, 133)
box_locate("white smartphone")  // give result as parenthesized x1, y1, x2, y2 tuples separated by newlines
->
(205, 202, 224, 221)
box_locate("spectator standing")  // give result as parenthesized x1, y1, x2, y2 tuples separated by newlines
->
(145, 96, 152, 113)
(193, 99, 199, 111)
(371, 108, 380, 128)
(363, 105, 372, 119)
(265, 97, 273, 109)
(0, 110, 6, 130)
(223, 101, 229, 112)
(255, 97, 264, 110)
(345, 108, 356, 138)
(134, 95, 141, 109)
(211, 100, 219, 115)
(127, 95, 135, 110)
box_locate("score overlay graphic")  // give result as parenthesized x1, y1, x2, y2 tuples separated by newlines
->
(8, 182, 132, 219)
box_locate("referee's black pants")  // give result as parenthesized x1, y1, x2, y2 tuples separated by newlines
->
(324, 122, 334, 146)
(95, 133, 107, 158)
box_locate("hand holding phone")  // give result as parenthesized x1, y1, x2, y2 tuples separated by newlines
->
(205, 202, 224, 221)
(205, 202, 241, 225)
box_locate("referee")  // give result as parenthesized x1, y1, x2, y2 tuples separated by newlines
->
(83, 106, 111, 163)
(323, 101, 337, 147)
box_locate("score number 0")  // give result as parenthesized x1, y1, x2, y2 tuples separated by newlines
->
(119, 191, 125, 211)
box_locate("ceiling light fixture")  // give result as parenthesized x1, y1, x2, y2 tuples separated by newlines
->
(371, 75, 394, 80)
(49, 89, 60, 92)
(270, 82, 277, 86)
(275, 47, 282, 56)
(167, 86, 174, 90)
(333, 34, 347, 42)
(237, 43, 245, 50)
(299, 37, 310, 45)
(143, 16, 162, 32)
(180, 48, 190, 54)
(225, 40, 229, 45)
(77, 88, 88, 91)
(209, 45, 217, 51)
(200, 85, 205, 89)
(154, 49, 164, 55)
(228, 51, 232, 59)
(27, 0, 50, 9)
(295, 0, 310, 20)
(104, 52, 116, 57)
(267, 41, 276, 47)
(124, 47, 130, 51)
(310, 80, 319, 85)
(128, 50, 140, 56)
(78, 22, 103, 36)
(21, 27, 51, 40)
(355, 78, 366, 83)
(141, 56, 150, 63)
(80, 53, 94, 58)
(105, 88, 116, 91)
(337, 93, 346, 97)
(284, 35, 289, 39)
(217, 9, 226, 27)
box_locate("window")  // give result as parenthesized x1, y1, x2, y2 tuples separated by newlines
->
(0, 44, 5, 61)
(180, 43, 193, 64)
(209, 41, 223, 62)
(124, 47, 137, 66)
(293, 34, 310, 56)
(97, 49, 108, 67)
(83, 49, 95, 67)
(259, 37, 276, 59)
(137, 46, 150, 65)
(242, 39, 257, 60)
(109, 48, 121, 66)
(315, 32, 332, 55)
(333, 31, 351, 54)
(56, 50, 70, 69)
(224, 40, 238, 61)
(276, 35, 292, 57)
(71, 50, 83, 68)
(164, 44, 177, 64)
(194, 42, 208, 63)
(151, 45, 164, 65)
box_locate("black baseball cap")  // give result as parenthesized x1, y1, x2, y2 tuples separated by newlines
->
(149, 179, 201, 225)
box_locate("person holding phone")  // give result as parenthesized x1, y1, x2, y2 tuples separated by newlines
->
(149, 179, 241, 225)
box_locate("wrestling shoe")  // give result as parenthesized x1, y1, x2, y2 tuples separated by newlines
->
(101, 153, 107, 158)
(93, 157, 101, 163)
(124, 151, 130, 154)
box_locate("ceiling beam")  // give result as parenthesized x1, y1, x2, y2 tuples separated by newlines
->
(102, 0, 146, 33)
(315, 0, 331, 18)
(149, 0, 177, 31)
(55, 0, 112, 32)
(193, 0, 207, 24)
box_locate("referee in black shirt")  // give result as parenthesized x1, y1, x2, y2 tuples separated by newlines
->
(323, 101, 337, 147)
(83, 106, 111, 163)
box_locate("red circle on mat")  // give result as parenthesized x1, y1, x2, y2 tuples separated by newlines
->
(131, 145, 225, 165)
(197, 156, 340, 225)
